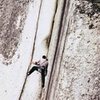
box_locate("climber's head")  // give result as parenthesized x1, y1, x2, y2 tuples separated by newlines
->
(42, 55, 47, 59)
(42, 55, 48, 60)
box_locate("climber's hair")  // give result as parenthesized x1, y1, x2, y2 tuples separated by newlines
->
(42, 55, 47, 59)
(42, 55, 48, 61)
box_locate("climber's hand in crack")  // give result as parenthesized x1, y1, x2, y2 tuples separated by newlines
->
(31, 60, 40, 65)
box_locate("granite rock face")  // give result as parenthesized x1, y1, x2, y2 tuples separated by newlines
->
(0, 0, 57, 100)
(0, 0, 100, 100)
(0, 0, 29, 64)
(45, 0, 100, 100)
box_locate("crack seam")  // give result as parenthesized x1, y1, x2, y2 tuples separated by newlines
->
(18, 0, 43, 99)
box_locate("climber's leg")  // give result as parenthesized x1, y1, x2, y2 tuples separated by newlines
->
(41, 69, 45, 88)
(27, 66, 39, 76)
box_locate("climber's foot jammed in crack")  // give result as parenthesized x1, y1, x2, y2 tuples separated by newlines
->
(27, 55, 48, 88)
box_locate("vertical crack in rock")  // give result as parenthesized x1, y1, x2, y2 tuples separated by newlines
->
(39, 0, 100, 99)
(45, 0, 70, 100)
(49, 0, 100, 100)
(46, 0, 59, 49)
(18, 0, 43, 100)
(40, 1, 59, 100)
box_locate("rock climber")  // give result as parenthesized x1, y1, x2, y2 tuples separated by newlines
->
(27, 55, 48, 88)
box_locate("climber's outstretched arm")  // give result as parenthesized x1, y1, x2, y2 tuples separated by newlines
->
(31, 60, 40, 65)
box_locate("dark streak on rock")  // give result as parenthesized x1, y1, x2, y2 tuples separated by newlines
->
(87, 78, 90, 83)
(0, 0, 29, 65)
(76, 0, 100, 18)
(89, 23, 94, 29)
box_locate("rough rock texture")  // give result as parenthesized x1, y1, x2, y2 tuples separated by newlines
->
(0, 0, 57, 100)
(0, 0, 29, 64)
(0, 0, 100, 100)
(45, 0, 100, 100)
